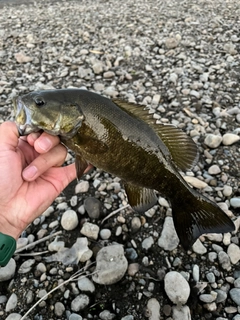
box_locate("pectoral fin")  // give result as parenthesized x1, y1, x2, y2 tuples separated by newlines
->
(124, 183, 157, 213)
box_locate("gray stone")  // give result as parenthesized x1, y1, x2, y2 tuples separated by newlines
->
(84, 197, 102, 219)
(5, 293, 18, 312)
(5, 314, 22, 320)
(158, 217, 179, 251)
(99, 310, 116, 319)
(164, 271, 190, 305)
(228, 243, 240, 264)
(215, 289, 227, 303)
(61, 209, 79, 230)
(222, 133, 240, 145)
(204, 134, 222, 148)
(18, 259, 35, 274)
(131, 216, 142, 233)
(80, 222, 100, 240)
(229, 288, 240, 306)
(69, 314, 83, 320)
(92, 245, 128, 285)
(208, 165, 221, 175)
(146, 298, 160, 320)
(54, 302, 65, 317)
(142, 236, 154, 250)
(77, 277, 95, 293)
(75, 181, 89, 193)
(71, 294, 90, 312)
(218, 251, 231, 271)
(172, 305, 191, 320)
(0, 259, 16, 281)
(100, 228, 111, 240)
(230, 198, 240, 208)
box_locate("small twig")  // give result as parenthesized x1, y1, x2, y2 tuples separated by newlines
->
(20, 262, 96, 320)
(15, 231, 62, 254)
(16, 251, 49, 256)
(101, 204, 130, 224)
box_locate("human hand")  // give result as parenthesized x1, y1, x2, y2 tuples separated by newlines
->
(0, 121, 89, 239)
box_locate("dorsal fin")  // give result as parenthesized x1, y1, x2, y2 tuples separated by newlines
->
(112, 99, 199, 171)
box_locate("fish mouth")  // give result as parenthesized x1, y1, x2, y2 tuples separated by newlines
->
(13, 97, 39, 136)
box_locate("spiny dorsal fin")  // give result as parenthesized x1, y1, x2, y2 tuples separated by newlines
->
(113, 99, 199, 171)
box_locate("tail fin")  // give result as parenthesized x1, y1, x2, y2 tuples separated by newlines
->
(172, 192, 235, 250)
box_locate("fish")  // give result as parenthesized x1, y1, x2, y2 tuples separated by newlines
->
(13, 89, 235, 250)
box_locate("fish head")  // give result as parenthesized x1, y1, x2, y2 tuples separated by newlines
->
(13, 90, 84, 138)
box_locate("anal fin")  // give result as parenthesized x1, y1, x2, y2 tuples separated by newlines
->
(124, 183, 157, 213)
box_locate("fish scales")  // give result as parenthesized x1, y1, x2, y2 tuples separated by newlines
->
(13, 89, 235, 249)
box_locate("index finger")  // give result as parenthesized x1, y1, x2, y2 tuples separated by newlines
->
(28, 132, 61, 154)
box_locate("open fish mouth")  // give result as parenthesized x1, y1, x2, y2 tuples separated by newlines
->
(13, 96, 40, 136)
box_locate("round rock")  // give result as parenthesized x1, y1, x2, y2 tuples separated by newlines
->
(222, 133, 240, 145)
(204, 134, 222, 148)
(84, 197, 101, 219)
(164, 271, 190, 305)
(158, 217, 179, 251)
(71, 294, 90, 312)
(61, 210, 79, 231)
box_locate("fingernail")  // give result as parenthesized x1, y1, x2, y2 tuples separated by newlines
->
(30, 132, 41, 142)
(23, 166, 38, 180)
(37, 137, 52, 151)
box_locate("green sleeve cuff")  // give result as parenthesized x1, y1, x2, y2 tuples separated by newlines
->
(0, 232, 16, 267)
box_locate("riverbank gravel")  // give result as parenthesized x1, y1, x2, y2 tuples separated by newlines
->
(0, 0, 240, 319)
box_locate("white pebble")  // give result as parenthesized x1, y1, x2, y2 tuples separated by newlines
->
(223, 185, 233, 197)
(184, 176, 208, 189)
(208, 165, 221, 175)
(230, 198, 240, 208)
(204, 134, 222, 148)
(61, 210, 79, 231)
(164, 271, 190, 305)
(80, 222, 99, 240)
(75, 181, 89, 193)
(222, 133, 240, 146)
(227, 243, 240, 264)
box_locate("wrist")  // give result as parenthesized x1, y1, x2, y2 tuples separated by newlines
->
(0, 213, 23, 240)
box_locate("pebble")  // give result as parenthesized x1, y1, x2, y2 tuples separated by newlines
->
(75, 181, 89, 193)
(16, 237, 28, 249)
(142, 236, 154, 250)
(77, 277, 95, 293)
(146, 298, 161, 320)
(184, 176, 208, 189)
(80, 222, 100, 240)
(92, 245, 128, 285)
(172, 305, 191, 320)
(230, 289, 240, 306)
(71, 294, 90, 312)
(0, 259, 16, 281)
(227, 243, 240, 264)
(5, 293, 18, 312)
(69, 314, 83, 320)
(223, 185, 233, 197)
(218, 251, 231, 271)
(192, 239, 207, 254)
(164, 271, 190, 305)
(208, 164, 221, 175)
(5, 314, 22, 320)
(222, 133, 240, 145)
(128, 263, 140, 276)
(99, 310, 116, 319)
(131, 216, 142, 233)
(84, 197, 102, 219)
(158, 217, 179, 251)
(100, 228, 111, 240)
(230, 198, 240, 208)
(204, 134, 222, 148)
(61, 209, 79, 230)
(18, 259, 35, 274)
(54, 302, 65, 317)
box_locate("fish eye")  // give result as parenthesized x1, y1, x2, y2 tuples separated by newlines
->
(34, 96, 45, 107)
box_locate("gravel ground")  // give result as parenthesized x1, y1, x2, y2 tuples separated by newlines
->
(0, 0, 240, 319)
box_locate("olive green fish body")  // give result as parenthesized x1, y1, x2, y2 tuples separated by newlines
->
(13, 89, 235, 249)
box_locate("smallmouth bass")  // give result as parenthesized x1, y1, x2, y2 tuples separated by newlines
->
(13, 89, 235, 249)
